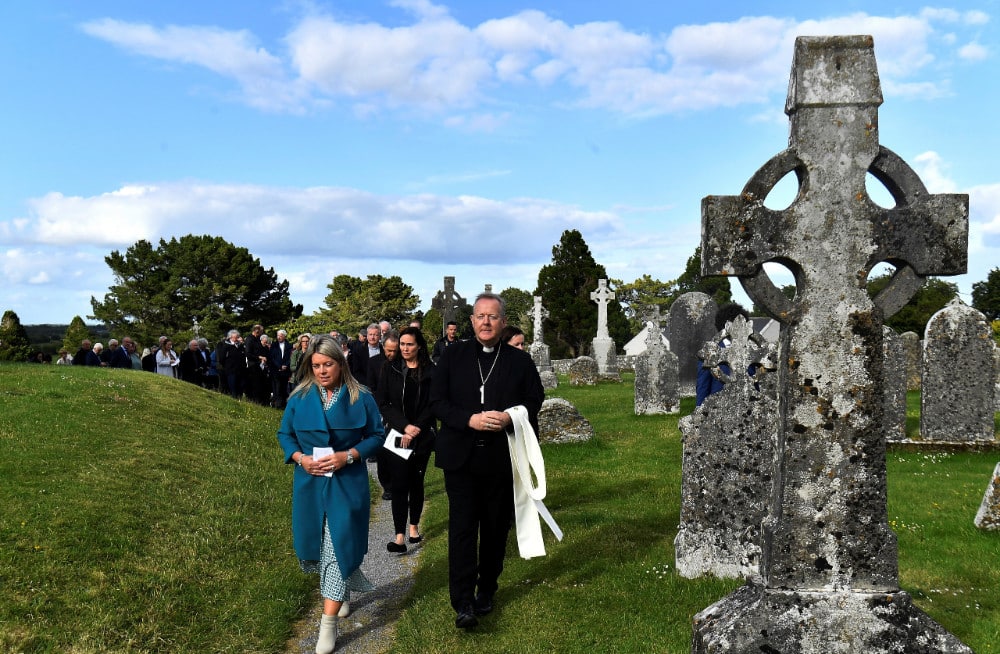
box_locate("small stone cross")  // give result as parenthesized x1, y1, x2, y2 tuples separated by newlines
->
(590, 279, 615, 339)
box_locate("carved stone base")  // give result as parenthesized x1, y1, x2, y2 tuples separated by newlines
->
(591, 337, 618, 374)
(692, 582, 971, 653)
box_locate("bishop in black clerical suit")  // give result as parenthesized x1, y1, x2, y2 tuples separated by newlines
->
(431, 293, 545, 629)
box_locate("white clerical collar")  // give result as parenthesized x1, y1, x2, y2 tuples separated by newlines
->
(482, 345, 494, 353)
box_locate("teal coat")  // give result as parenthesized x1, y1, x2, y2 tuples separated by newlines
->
(276, 385, 384, 578)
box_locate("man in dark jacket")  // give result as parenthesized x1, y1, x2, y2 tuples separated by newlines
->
(431, 293, 544, 630)
(432, 321, 460, 364)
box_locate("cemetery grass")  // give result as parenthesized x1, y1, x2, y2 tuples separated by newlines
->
(0, 363, 303, 653)
(2, 366, 997, 652)
(391, 378, 1000, 654)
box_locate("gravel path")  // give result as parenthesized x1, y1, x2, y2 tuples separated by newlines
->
(284, 461, 423, 654)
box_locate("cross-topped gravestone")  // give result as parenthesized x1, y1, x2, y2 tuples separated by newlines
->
(431, 276, 467, 335)
(590, 279, 618, 376)
(675, 315, 776, 578)
(634, 305, 678, 415)
(694, 35, 969, 652)
(590, 279, 614, 339)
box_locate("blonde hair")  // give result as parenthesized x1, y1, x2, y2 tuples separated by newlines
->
(291, 334, 365, 404)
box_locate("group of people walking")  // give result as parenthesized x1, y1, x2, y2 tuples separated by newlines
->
(276, 293, 545, 653)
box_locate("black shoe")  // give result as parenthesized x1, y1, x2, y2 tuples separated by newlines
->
(455, 606, 478, 629)
(382, 491, 392, 500)
(408, 533, 423, 544)
(387, 541, 407, 553)
(473, 593, 494, 616)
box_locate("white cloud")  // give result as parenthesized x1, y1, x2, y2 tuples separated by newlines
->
(81, 6, 990, 118)
(968, 183, 1000, 248)
(79, 18, 306, 112)
(8, 182, 622, 266)
(913, 151, 959, 193)
(958, 42, 989, 61)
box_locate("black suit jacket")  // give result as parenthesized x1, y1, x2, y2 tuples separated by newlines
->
(269, 340, 293, 376)
(347, 340, 381, 387)
(431, 339, 544, 471)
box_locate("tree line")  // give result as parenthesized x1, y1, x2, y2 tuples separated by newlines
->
(3, 231, 999, 363)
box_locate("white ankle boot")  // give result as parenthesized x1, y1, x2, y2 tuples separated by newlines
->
(316, 614, 338, 654)
(337, 601, 351, 618)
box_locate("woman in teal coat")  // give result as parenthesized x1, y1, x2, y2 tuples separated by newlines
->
(276, 334, 384, 654)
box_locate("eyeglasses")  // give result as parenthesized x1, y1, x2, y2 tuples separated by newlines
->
(473, 314, 501, 323)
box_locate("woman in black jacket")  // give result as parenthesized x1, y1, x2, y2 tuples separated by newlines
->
(375, 326, 436, 553)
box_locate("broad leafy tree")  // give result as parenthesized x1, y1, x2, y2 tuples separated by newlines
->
(499, 287, 533, 336)
(867, 273, 958, 335)
(972, 267, 1000, 321)
(612, 274, 677, 332)
(313, 274, 419, 336)
(676, 246, 732, 306)
(0, 310, 32, 362)
(535, 229, 630, 358)
(90, 235, 301, 346)
(62, 316, 94, 352)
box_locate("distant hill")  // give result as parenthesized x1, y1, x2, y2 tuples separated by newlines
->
(25, 323, 110, 352)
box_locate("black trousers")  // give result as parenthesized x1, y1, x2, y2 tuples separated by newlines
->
(443, 438, 514, 612)
(386, 442, 433, 535)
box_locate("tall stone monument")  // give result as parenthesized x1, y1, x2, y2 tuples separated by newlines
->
(590, 279, 619, 377)
(667, 292, 718, 395)
(530, 295, 553, 373)
(695, 36, 970, 652)
(921, 297, 996, 442)
(431, 276, 467, 334)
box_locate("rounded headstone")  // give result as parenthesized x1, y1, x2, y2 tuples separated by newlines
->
(567, 356, 599, 386)
(667, 292, 718, 395)
(537, 397, 593, 444)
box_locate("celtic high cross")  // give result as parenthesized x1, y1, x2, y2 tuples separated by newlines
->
(695, 35, 969, 652)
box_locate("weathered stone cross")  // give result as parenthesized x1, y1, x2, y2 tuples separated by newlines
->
(590, 279, 614, 339)
(695, 35, 969, 652)
(431, 276, 465, 333)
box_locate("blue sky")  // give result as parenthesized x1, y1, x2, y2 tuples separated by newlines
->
(2, 1, 998, 327)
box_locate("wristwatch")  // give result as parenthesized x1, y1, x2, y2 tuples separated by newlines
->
(345, 451, 355, 465)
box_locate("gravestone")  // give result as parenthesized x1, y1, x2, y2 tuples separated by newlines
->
(675, 315, 777, 578)
(901, 331, 922, 391)
(539, 369, 558, 390)
(537, 397, 593, 444)
(667, 292, 718, 395)
(883, 327, 907, 442)
(567, 356, 598, 386)
(590, 279, 619, 377)
(431, 276, 468, 334)
(634, 314, 679, 415)
(530, 296, 553, 373)
(695, 36, 970, 652)
(974, 462, 1000, 530)
(921, 297, 995, 443)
